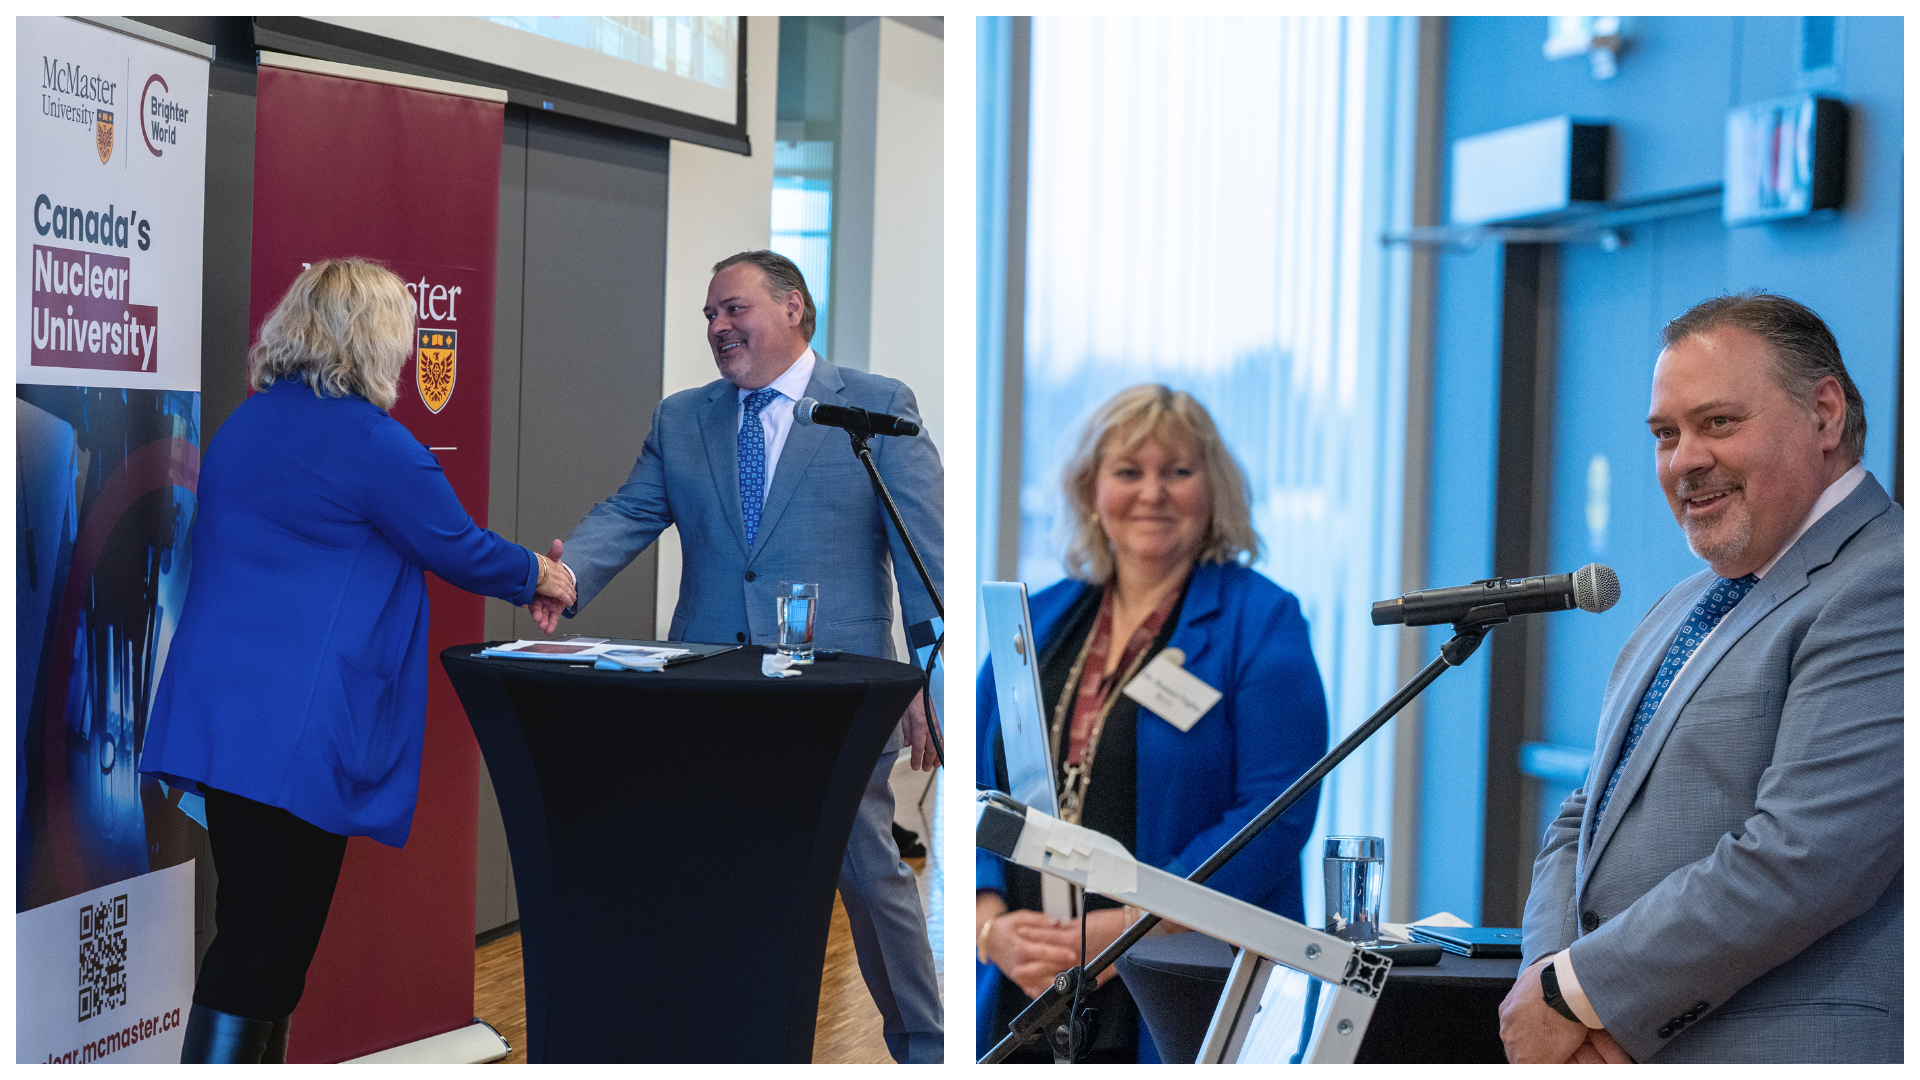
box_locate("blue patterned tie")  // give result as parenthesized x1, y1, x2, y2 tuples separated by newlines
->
(738, 387, 782, 550)
(1590, 574, 1757, 842)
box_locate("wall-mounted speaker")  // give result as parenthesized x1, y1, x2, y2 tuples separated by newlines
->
(1450, 115, 1610, 226)
(1723, 95, 1847, 227)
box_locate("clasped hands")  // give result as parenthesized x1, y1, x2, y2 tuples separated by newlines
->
(977, 903, 1132, 998)
(1499, 957, 1632, 1064)
(977, 898, 1187, 999)
(530, 539, 573, 631)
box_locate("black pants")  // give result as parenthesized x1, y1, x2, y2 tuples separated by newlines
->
(194, 787, 350, 1021)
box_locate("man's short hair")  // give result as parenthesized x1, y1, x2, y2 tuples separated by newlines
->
(712, 250, 816, 341)
(1662, 291, 1866, 464)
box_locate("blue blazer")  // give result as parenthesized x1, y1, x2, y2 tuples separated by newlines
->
(975, 560, 1330, 1052)
(142, 380, 539, 846)
(560, 357, 943, 662)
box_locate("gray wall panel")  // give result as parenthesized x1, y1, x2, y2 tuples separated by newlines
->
(194, 65, 258, 445)
(515, 111, 670, 641)
(477, 111, 530, 935)
(484, 113, 530, 647)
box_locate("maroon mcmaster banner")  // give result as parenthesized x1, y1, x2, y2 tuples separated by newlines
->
(29, 245, 160, 372)
(248, 65, 503, 1062)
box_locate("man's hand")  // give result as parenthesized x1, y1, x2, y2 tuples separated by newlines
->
(530, 539, 570, 635)
(1569, 1028, 1632, 1064)
(1499, 958, 1591, 1063)
(901, 690, 941, 771)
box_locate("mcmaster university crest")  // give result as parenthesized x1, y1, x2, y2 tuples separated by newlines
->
(416, 327, 457, 414)
(95, 109, 114, 164)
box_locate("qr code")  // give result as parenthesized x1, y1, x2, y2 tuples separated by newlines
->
(78, 894, 129, 1022)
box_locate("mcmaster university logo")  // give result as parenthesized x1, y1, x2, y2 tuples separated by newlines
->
(94, 109, 113, 163)
(416, 328, 457, 414)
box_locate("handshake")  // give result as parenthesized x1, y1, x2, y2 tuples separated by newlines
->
(529, 539, 574, 634)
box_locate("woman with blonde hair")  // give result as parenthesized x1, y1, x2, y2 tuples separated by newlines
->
(974, 384, 1329, 1062)
(143, 258, 574, 1062)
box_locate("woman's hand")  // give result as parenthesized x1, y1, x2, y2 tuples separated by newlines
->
(533, 538, 576, 614)
(978, 891, 1079, 998)
(977, 893, 1164, 997)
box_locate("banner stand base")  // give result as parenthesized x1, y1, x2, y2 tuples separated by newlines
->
(343, 1020, 510, 1064)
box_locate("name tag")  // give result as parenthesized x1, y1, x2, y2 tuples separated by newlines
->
(1123, 648, 1221, 733)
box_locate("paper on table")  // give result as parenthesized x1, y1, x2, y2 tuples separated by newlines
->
(481, 640, 690, 662)
(1380, 910, 1472, 943)
(594, 649, 674, 672)
(481, 640, 602, 659)
(761, 652, 801, 678)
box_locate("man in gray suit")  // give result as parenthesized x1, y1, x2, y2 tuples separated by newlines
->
(531, 251, 944, 1062)
(1501, 293, 1902, 1064)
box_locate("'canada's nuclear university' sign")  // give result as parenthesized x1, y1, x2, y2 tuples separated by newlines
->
(18, 18, 205, 392)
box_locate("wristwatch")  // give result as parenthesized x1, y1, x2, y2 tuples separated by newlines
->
(1540, 960, 1580, 1023)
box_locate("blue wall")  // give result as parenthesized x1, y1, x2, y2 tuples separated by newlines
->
(1420, 16, 1902, 922)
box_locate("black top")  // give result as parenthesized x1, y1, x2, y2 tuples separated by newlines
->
(987, 577, 1191, 1061)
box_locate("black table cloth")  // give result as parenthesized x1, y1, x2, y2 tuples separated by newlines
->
(442, 643, 924, 1063)
(1116, 929, 1520, 1063)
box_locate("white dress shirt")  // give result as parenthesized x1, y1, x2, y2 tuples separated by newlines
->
(738, 348, 817, 503)
(1554, 460, 1868, 1029)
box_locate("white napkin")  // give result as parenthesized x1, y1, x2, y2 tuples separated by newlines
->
(762, 652, 801, 678)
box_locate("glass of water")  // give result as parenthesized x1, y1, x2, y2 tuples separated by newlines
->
(776, 581, 819, 664)
(1323, 835, 1385, 945)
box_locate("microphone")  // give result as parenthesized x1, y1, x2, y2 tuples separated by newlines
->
(794, 397, 920, 438)
(1372, 563, 1620, 627)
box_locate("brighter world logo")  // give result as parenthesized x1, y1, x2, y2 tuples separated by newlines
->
(139, 73, 190, 157)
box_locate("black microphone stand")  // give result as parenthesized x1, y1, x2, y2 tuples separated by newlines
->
(843, 427, 946, 768)
(979, 615, 1504, 1064)
(845, 430, 942, 621)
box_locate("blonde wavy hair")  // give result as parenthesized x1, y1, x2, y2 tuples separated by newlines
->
(250, 258, 415, 410)
(1060, 384, 1261, 584)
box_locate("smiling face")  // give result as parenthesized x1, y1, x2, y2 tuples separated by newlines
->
(1647, 325, 1847, 578)
(704, 262, 809, 389)
(1094, 428, 1213, 575)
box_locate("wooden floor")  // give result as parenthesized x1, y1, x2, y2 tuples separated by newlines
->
(474, 765, 943, 1064)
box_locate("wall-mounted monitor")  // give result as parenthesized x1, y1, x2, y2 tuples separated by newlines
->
(252, 16, 748, 154)
(1723, 94, 1846, 227)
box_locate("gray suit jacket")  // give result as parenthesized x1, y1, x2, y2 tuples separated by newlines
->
(561, 357, 943, 663)
(1521, 473, 1903, 1063)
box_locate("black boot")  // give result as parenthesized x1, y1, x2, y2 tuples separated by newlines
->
(263, 1016, 291, 1064)
(892, 822, 927, 859)
(179, 1005, 272, 1063)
